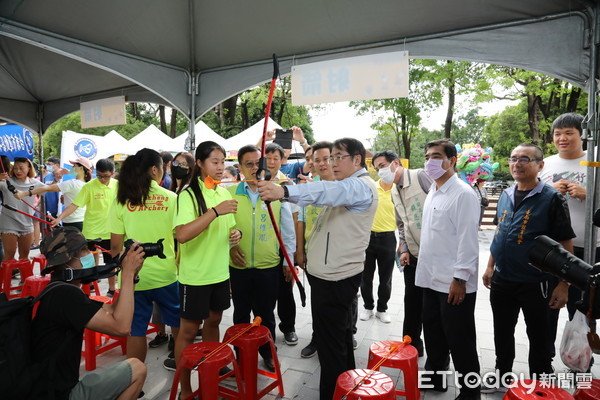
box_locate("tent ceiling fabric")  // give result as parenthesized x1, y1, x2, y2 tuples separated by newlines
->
(0, 0, 594, 133)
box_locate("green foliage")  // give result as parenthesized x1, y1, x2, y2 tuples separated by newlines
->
(201, 77, 315, 143)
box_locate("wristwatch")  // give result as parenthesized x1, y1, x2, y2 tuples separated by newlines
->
(282, 185, 289, 201)
(453, 277, 466, 284)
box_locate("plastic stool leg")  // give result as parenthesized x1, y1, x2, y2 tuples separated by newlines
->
(402, 355, 420, 400)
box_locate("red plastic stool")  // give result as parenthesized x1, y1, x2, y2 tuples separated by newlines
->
(81, 295, 127, 371)
(21, 275, 51, 297)
(223, 323, 284, 400)
(169, 341, 244, 400)
(573, 378, 600, 400)
(81, 281, 101, 296)
(1, 259, 34, 298)
(333, 369, 396, 400)
(367, 340, 420, 400)
(31, 254, 47, 274)
(504, 380, 574, 400)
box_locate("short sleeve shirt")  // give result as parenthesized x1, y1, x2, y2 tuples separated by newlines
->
(57, 179, 86, 223)
(173, 179, 235, 285)
(73, 178, 118, 240)
(108, 181, 178, 290)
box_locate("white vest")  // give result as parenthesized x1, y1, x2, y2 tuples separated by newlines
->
(391, 169, 428, 257)
(307, 173, 378, 281)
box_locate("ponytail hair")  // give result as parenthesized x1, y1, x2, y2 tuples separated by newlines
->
(185, 141, 226, 216)
(117, 148, 162, 206)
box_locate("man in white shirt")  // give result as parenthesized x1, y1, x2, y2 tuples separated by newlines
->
(416, 139, 481, 400)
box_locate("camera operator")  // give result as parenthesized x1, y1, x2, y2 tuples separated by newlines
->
(30, 226, 146, 400)
(481, 143, 575, 393)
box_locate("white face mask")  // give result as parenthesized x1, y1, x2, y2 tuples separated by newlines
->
(377, 164, 396, 184)
(424, 158, 447, 180)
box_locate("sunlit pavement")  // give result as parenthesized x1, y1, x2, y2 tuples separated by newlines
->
(74, 230, 597, 399)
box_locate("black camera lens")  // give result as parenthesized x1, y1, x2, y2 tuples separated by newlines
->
(123, 238, 166, 259)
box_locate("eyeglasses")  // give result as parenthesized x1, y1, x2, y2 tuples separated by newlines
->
(243, 161, 260, 169)
(327, 154, 354, 164)
(172, 160, 188, 167)
(313, 157, 330, 165)
(507, 157, 542, 164)
(97, 173, 112, 180)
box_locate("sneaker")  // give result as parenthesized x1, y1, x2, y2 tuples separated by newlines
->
(148, 333, 169, 348)
(359, 309, 374, 321)
(284, 331, 298, 346)
(262, 357, 275, 373)
(196, 328, 203, 338)
(301, 342, 317, 358)
(106, 289, 115, 298)
(163, 357, 176, 371)
(167, 350, 174, 359)
(352, 335, 358, 350)
(375, 311, 391, 323)
(168, 334, 174, 352)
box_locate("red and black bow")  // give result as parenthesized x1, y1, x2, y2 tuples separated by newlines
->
(256, 54, 306, 307)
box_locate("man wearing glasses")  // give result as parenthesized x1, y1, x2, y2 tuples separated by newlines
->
(481, 143, 574, 393)
(53, 158, 118, 296)
(257, 138, 378, 400)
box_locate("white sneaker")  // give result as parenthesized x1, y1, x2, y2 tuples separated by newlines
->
(375, 311, 391, 323)
(359, 309, 374, 321)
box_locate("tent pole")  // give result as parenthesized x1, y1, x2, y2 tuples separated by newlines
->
(583, 3, 599, 265)
(186, 0, 196, 152)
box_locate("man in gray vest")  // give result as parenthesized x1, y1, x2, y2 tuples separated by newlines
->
(258, 138, 378, 400)
(371, 150, 432, 357)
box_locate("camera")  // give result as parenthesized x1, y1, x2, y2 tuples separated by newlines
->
(529, 235, 600, 319)
(123, 238, 166, 259)
(274, 129, 293, 150)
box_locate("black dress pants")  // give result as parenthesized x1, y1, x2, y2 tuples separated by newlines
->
(277, 263, 296, 334)
(490, 276, 553, 376)
(422, 288, 480, 397)
(308, 271, 362, 400)
(402, 253, 423, 353)
(361, 231, 396, 312)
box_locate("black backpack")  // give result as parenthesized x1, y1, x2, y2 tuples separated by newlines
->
(0, 281, 70, 399)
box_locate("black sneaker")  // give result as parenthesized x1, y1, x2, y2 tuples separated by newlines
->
(148, 333, 169, 348)
(301, 342, 317, 358)
(167, 350, 174, 359)
(163, 357, 176, 371)
(168, 334, 174, 352)
(263, 357, 275, 372)
(284, 331, 298, 346)
(196, 328, 203, 339)
(352, 335, 358, 350)
(106, 289, 115, 298)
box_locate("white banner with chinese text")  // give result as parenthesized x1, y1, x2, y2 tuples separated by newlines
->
(80, 96, 126, 128)
(291, 51, 408, 105)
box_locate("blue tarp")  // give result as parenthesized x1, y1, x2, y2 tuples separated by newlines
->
(0, 124, 35, 160)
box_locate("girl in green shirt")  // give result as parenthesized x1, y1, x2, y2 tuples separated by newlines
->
(172, 141, 241, 399)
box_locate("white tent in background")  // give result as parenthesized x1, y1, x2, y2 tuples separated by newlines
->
(174, 120, 226, 151)
(104, 130, 130, 153)
(224, 118, 282, 152)
(127, 125, 180, 152)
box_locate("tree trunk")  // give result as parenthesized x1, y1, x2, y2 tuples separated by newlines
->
(241, 100, 249, 130)
(276, 97, 286, 125)
(159, 105, 167, 134)
(129, 103, 138, 120)
(222, 95, 238, 126)
(443, 61, 455, 139)
(169, 109, 178, 138)
(566, 87, 581, 112)
(401, 114, 410, 159)
(526, 93, 541, 144)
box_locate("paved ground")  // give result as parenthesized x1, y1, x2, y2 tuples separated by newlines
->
(76, 229, 597, 399)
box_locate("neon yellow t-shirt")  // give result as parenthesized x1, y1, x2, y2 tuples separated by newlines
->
(173, 179, 235, 286)
(73, 178, 118, 240)
(371, 180, 397, 232)
(108, 181, 177, 291)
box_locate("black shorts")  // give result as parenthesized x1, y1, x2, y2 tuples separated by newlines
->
(179, 280, 230, 320)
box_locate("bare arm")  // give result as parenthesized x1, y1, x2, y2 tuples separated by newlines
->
(175, 199, 238, 243)
(14, 184, 59, 200)
(86, 244, 145, 336)
(52, 203, 79, 226)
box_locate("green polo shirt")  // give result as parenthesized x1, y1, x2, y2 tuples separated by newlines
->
(108, 181, 177, 291)
(173, 179, 235, 286)
(73, 178, 118, 240)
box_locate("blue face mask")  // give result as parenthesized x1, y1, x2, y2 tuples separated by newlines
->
(78, 253, 95, 269)
(69, 167, 78, 177)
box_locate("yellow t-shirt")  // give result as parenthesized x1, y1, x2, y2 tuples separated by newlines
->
(173, 179, 235, 286)
(73, 178, 118, 240)
(108, 181, 177, 291)
(371, 180, 397, 232)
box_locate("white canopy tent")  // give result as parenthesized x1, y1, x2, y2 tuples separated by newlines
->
(174, 120, 227, 151)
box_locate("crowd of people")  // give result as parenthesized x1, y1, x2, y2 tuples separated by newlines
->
(0, 112, 597, 400)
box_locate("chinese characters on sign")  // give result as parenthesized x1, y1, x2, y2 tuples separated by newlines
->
(291, 51, 409, 105)
(80, 96, 126, 128)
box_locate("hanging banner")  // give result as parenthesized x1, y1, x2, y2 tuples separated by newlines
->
(291, 51, 409, 106)
(0, 124, 35, 160)
(80, 96, 126, 128)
